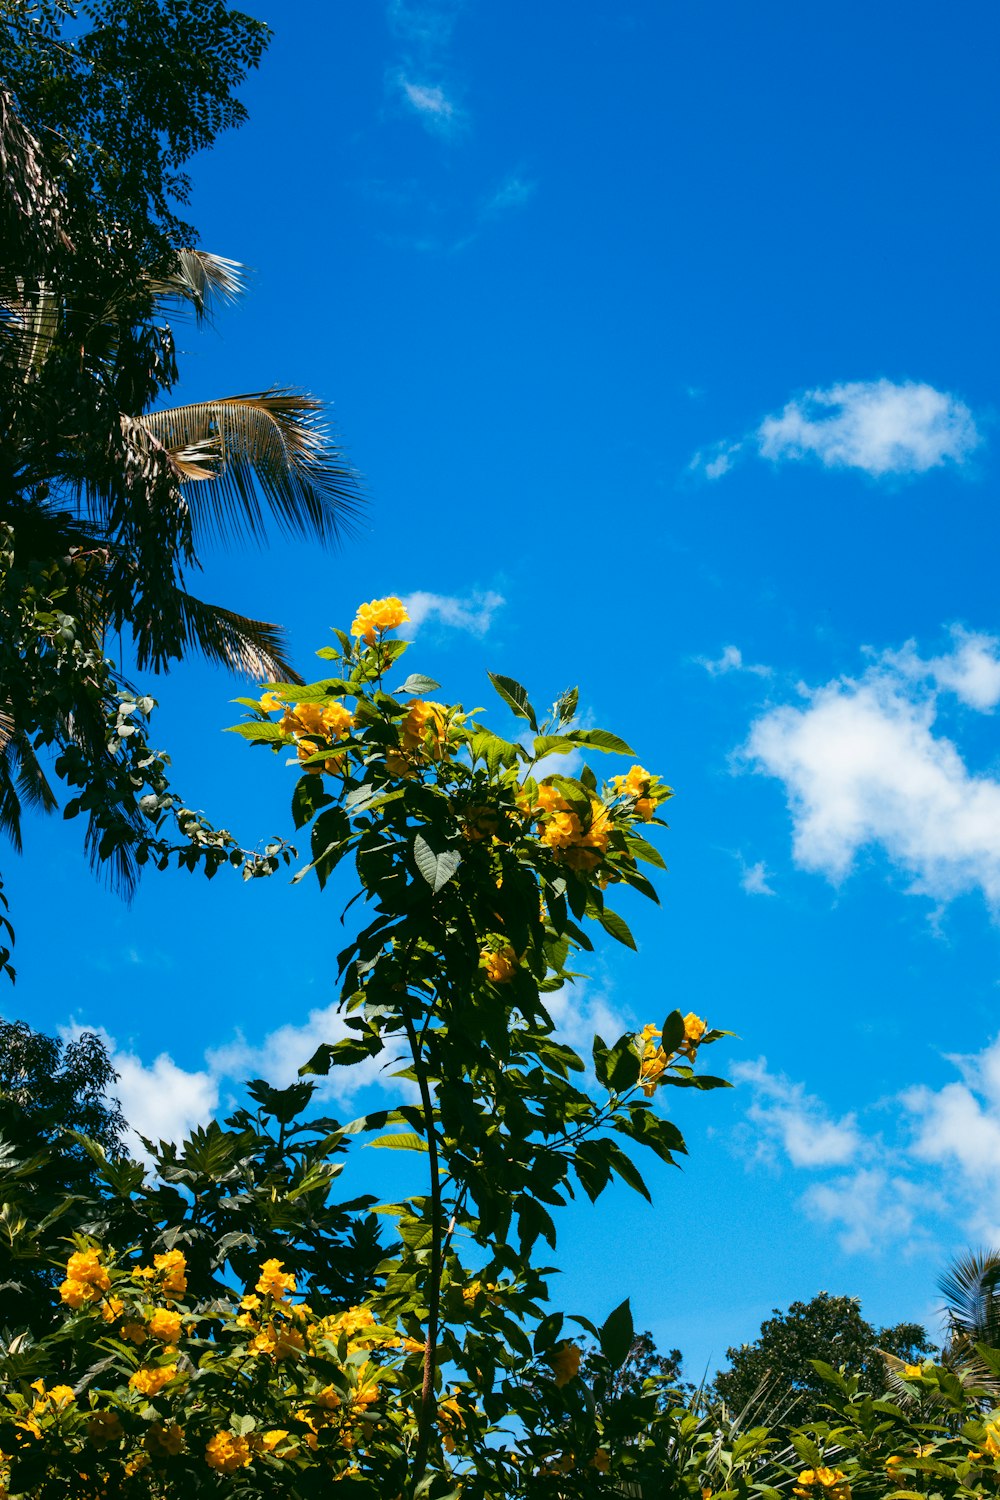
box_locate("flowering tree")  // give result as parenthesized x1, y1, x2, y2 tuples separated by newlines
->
(0, 599, 729, 1497)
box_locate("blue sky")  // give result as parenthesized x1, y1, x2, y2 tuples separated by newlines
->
(12, 0, 1000, 1376)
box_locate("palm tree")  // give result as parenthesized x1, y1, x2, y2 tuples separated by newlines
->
(938, 1249, 1000, 1358)
(0, 84, 362, 878)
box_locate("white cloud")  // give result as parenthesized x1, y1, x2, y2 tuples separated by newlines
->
(400, 78, 457, 127)
(733, 1057, 861, 1167)
(691, 379, 982, 483)
(745, 633, 1000, 908)
(402, 589, 504, 636)
(482, 172, 535, 219)
(801, 1168, 926, 1254)
(63, 1023, 217, 1154)
(884, 627, 1000, 712)
(740, 859, 775, 896)
(544, 982, 633, 1064)
(699, 645, 771, 678)
(689, 440, 743, 481)
(205, 1002, 402, 1106)
(757, 380, 981, 476)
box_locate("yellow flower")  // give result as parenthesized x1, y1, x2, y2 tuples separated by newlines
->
(401, 700, 449, 759)
(681, 1012, 707, 1058)
(121, 1321, 148, 1346)
(550, 1342, 581, 1387)
(589, 1448, 610, 1473)
(144, 1422, 184, 1457)
(59, 1277, 93, 1309)
(153, 1249, 187, 1298)
(482, 945, 518, 983)
(913, 1444, 935, 1458)
(314, 1386, 342, 1411)
(147, 1308, 182, 1343)
(258, 691, 285, 713)
(793, 1468, 851, 1500)
(129, 1365, 177, 1397)
(255, 1258, 296, 1301)
(43, 1386, 76, 1410)
(205, 1432, 252, 1473)
(901, 1362, 925, 1379)
(240, 1294, 262, 1311)
(101, 1296, 124, 1323)
(66, 1249, 111, 1292)
(984, 1421, 1000, 1458)
(261, 1429, 291, 1452)
(125, 1452, 150, 1477)
(351, 596, 410, 644)
(87, 1411, 123, 1448)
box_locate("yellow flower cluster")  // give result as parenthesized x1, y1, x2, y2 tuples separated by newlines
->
(481, 944, 518, 983)
(637, 1014, 708, 1097)
(146, 1307, 182, 1343)
(793, 1469, 852, 1500)
(984, 1422, 1000, 1459)
(313, 1304, 424, 1356)
(351, 595, 410, 645)
(144, 1421, 184, 1457)
(461, 1280, 499, 1308)
(88, 1411, 124, 1449)
(534, 784, 611, 873)
(437, 1391, 465, 1453)
(256, 1258, 297, 1301)
(549, 1342, 581, 1387)
(59, 1248, 110, 1309)
(129, 1365, 177, 1397)
(400, 699, 449, 760)
(205, 1432, 252, 1473)
(610, 764, 658, 821)
(153, 1249, 188, 1299)
(268, 699, 356, 776)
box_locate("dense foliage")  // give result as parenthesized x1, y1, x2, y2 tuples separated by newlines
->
(0, 1, 357, 941)
(714, 1293, 935, 1417)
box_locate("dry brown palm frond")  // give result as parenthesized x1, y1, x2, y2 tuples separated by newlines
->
(140, 390, 363, 546)
(145, 250, 243, 322)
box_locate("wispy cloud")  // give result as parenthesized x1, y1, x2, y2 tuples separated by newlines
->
(698, 645, 772, 678)
(402, 589, 504, 636)
(733, 1056, 861, 1168)
(739, 859, 775, 896)
(481, 172, 536, 219)
(743, 627, 1000, 911)
(398, 77, 461, 134)
(691, 379, 983, 483)
(732, 1036, 1000, 1254)
(388, 1, 466, 136)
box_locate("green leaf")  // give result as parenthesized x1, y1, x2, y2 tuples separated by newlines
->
(568, 728, 636, 755)
(598, 1297, 634, 1371)
(660, 1010, 686, 1053)
(413, 834, 462, 892)
(607, 1034, 640, 1093)
(598, 907, 637, 949)
(487, 672, 538, 731)
(223, 721, 285, 741)
(292, 774, 333, 830)
(625, 833, 667, 870)
(366, 1133, 429, 1152)
(604, 1139, 652, 1201)
(395, 673, 441, 695)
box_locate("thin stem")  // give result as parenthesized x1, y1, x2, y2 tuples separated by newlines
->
(401, 1001, 441, 1488)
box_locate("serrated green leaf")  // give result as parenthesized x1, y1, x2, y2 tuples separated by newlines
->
(487, 672, 538, 732)
(224, 721, 285, 742)
(366, 1133, 429, 1152)
(598, 907, 636, 949)
(413, 834, 462, 892)
(568, 728, 636, 755)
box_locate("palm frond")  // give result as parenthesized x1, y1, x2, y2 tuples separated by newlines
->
(173, 590, 304, 684)
(939, 1249, 1000, 1350)
(139, 391, 363, 547)
(145, 250, 243, 323)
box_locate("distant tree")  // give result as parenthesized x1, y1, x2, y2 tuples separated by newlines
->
(713, 1291, 935, 1416)
(0, 1020, 126, 1333)
(581, 1329, 685, 1415)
